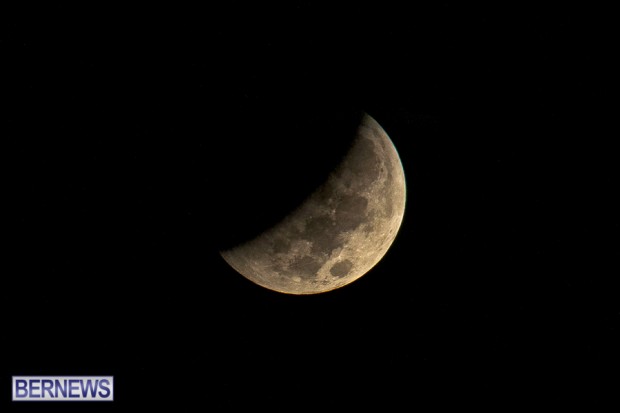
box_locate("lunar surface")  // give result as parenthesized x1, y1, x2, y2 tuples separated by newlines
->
(220, 113, 406, 294)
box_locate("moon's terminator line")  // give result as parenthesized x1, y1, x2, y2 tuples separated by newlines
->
(221, 113, 406, 294)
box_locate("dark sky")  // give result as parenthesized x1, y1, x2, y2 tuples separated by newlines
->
(3, 3, 618, 410)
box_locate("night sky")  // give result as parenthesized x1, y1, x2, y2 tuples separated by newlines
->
(3, 3, 618, 410)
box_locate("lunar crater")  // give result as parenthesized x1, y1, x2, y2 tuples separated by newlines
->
(330, 259, 353, 278)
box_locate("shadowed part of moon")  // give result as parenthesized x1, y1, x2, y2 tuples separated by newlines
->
(220, 113, 406, 294)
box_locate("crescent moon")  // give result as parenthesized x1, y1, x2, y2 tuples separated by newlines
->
(220, 113, 406, 294)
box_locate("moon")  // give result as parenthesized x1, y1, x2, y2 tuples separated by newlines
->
(220, 113, 406, 294)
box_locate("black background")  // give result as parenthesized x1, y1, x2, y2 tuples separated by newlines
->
(2, 2, 618, 411)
